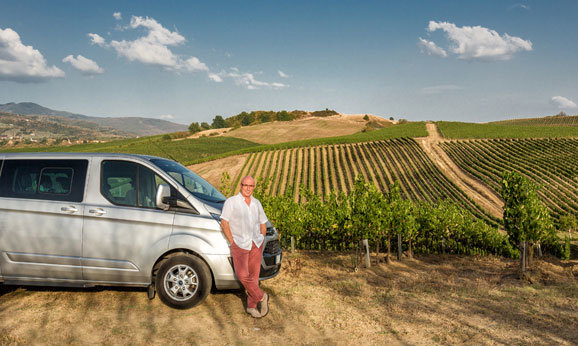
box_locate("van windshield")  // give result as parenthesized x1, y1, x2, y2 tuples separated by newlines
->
(150, 158, 226, 203)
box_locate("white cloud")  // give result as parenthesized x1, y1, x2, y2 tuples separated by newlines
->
(551, 96, 577, 109)
(92, 16, 208, 72)
(422, 21, 532, 61)
(90, 15, 286, 90)
(88, 33, 106, 46)
(421, 84, 463, 95)
(159, 114, 175, 120)
(62, 55, 104, 75)
(509, 3, 530, 10)
(417, 37, 447, 57)
(182, 57, 208, 72)
(211, 68, 287, 90)
(113, 12, 122, 20)
(208, 73, 223, 82)
(0, 27, 65, 82)
(278, 70, 290, 78)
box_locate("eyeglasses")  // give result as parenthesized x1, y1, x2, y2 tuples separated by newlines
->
(241, 184, 256, 188)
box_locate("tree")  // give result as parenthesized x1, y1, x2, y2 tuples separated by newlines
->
(188, 122, 201, 133)
(559, 213, 577, 238)
(200, 122, 211, 130)
(501, 171, 555, 270)
(240, 112, 255, 126)
(211, 115, 227, 129)
(363, 114, 369, 121)
(258, 112, 271, 123)
(277, 110, 292, 121)
(389, 116, 394, 121)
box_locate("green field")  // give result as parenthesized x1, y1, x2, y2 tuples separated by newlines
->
(1, 121, 427, 165)
(437, 121, 578, 139)
(0, 136, 259, 165)
(491, 114, 578, 127)
(192, 122, 428, 164)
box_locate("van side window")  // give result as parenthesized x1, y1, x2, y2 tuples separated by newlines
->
(39, 168, 73, 194)
(0, 160, 88, 202)
(101, 160, 170, 209)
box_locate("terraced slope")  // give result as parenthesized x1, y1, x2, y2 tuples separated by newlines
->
(416, 123, 503, 219)
(491, 114, 578, 126)
(230, 138, 498, 226)
(439, 138, 578, 221)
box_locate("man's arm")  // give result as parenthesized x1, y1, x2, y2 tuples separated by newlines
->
(260, 223, 266, 237)
(221, 219, 234, 245)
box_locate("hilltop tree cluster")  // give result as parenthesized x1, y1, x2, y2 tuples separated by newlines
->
(188, 109, 339, 134)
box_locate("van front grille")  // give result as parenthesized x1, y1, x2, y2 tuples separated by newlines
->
(264, 240, 280, 254)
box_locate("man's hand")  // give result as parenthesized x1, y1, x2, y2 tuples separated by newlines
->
(260, 223, 266, 237)
(221, 219, 234, 245)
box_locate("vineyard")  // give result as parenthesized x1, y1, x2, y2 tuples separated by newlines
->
(492, 114, 578, 126)
(439, 138, 578, 222)
(437, 121, 578, 139)
(228, 137, 499, 226)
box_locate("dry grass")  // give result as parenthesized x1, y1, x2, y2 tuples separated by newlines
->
(0, 253, 576, 345)
(221, 114, 392, 145)
(188, 154, 249, 188)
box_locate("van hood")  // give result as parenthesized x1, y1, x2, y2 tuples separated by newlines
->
(202, 200, 224, 215)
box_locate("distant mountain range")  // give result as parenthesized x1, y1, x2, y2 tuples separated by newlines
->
(0, 102, 188, 137)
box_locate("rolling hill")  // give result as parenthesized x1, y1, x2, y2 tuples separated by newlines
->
(1, 111, 576, 227)
(0, 102, 188, 138)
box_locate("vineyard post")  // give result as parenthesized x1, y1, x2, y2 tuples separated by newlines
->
(387, 235, 392, 264)
(376, 241, 380, 264)
(537, 243, 542, 257)
(362, 239, 370, 268)
(291, 236, 295, 252)
(520, 241, 526, 272)
(527, 242, 534, 268)
(397, 233, 402, 260)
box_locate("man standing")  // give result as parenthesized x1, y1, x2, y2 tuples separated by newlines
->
(221, 176, 270, 318)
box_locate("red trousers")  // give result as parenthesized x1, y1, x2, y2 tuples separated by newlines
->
(230, 241, 264, 309)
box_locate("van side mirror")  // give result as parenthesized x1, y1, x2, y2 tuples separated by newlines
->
(156, 184, 171, 210)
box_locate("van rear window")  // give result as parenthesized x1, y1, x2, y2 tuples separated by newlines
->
(0, 160, 88, 202)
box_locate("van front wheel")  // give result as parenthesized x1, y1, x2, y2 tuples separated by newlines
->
(155, 254, 211, 309)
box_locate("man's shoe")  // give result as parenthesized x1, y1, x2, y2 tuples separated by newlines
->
(259, 292, 269, 317)
(246, 307, 261, 318)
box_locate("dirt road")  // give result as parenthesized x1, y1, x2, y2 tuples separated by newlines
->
(415, 123, 504, 219)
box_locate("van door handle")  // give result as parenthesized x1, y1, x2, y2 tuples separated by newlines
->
(89, 208, 107, 216)
(61, 206, 78, 213)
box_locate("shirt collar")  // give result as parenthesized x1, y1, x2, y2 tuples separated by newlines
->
(237, 192, 254, 201)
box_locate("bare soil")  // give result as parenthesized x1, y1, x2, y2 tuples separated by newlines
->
(415, 123, 504, 219)
(1, 254, 576, 345)
(222, 114, 392, 145)
(188, 154, 249, 189)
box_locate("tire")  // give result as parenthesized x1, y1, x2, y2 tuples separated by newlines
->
(155, 254, 212, 309)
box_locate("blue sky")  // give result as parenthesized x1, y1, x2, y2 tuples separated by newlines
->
(0, 0, 577, 125)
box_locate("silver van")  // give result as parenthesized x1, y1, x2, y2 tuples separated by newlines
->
(0, 153, 282, 309)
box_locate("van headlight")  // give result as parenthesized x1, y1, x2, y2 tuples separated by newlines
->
(266, 226, 276, 236)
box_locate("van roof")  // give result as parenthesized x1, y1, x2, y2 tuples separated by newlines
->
(0, 152, 171, 162)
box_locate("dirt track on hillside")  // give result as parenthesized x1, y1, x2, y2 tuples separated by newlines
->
(1, 253, 576, 345)
(415, 123, 504, 219)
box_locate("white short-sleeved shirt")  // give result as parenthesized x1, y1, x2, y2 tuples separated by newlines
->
(221, 193, 268, 250)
